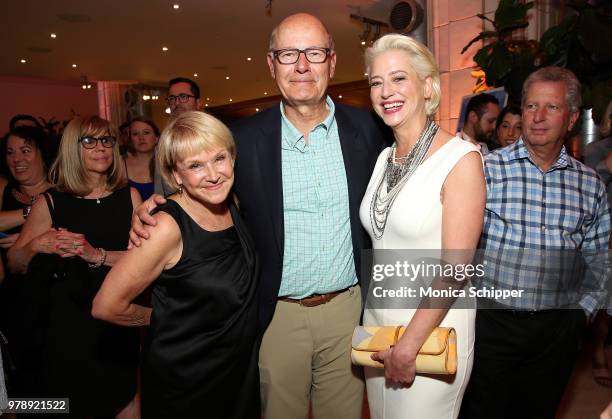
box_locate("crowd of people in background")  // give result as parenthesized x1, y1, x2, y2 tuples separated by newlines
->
(0, 11, 610, 419)
(0, 115, 153, 417)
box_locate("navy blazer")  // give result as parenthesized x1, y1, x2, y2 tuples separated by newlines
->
(231, 103, 390, 334)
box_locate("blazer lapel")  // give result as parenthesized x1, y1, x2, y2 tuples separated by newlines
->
(335, 105, 364, 207)
(254, 109, 284, 258)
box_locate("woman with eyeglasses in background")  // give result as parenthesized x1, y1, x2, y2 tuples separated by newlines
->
(8, 116, 142, 418)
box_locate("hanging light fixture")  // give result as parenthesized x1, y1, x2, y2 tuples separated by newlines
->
(350, 14, 388, 46)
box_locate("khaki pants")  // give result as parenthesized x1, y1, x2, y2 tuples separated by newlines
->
(259, 285, 364, 419)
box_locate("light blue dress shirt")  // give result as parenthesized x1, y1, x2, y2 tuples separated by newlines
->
(278, 97, 357, 298)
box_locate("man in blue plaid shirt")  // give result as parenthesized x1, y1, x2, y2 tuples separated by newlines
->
(460, 67, 611, 419)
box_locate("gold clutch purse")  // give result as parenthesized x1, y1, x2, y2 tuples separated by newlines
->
(351, 326, 457, 375)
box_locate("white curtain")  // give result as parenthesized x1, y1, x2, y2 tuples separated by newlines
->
(97, 81, 135, 127)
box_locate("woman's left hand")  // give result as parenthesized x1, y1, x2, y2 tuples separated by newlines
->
(54, 230, 98, 262)
(75, 237, 100, 264)
(371, 342, 418, 385)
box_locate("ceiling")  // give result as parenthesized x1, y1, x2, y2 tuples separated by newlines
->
(1, 0, 401, 107)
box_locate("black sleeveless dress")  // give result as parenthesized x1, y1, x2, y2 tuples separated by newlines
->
(141, 199, 260, 419)
(0, 183, 49, 397)
(39, 187, 140, 417)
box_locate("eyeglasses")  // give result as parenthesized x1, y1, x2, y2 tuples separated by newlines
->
(271, 48, 331, 64)
(79, 136, 116, 149)
(166, 93, 196, 104)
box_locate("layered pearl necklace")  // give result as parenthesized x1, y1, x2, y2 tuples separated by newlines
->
(370, 118, 439, 239)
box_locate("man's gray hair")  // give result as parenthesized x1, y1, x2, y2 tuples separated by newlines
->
(522, 66, 582, 113)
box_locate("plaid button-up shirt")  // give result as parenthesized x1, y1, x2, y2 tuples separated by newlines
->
(476, 139, 611, 315)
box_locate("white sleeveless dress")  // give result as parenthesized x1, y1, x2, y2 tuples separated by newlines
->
(359, 137, 480, 419)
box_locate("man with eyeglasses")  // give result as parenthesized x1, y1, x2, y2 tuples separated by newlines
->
(153, 77, 202, 195)
(230, 13, 388, 419)
(131, 13, 388, 418)
(166, 77, 201, 114)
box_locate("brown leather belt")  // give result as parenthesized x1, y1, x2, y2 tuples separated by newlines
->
(279, 287, 351, 307)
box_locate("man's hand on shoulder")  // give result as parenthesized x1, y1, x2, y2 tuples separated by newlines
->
(129, 194, 167, 248)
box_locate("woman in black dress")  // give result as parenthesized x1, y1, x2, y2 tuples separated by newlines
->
(8, 116, 142, 418)
(0, 126, 55, 396)
(93, 111, 259, 419)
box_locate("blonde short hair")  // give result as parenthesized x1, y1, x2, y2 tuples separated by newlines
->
(50, 116, 124, 196)
(365, 34, 441, 116)
(156, 111, 236, 190)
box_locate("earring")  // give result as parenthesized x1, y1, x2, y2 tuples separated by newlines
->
(177, 184, 183, 195)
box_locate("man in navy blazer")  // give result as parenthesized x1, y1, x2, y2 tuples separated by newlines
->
(231, 85, 386, 336)
(230, 13, 387, 419)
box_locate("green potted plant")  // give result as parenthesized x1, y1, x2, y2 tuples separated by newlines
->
(461, 0, 536, 104)
(463, 0, 612, 123)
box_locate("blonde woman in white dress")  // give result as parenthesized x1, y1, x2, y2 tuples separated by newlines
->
(359, 34, 486, 419)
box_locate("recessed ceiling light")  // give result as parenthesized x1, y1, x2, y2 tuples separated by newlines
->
(72, 64, 77, 68)
(229, 98, 233, 102)
(82, 84, 87, 89)
(50, 33, 57, 39)
(264, 92, 268, 95)
(162, 46, 168, 51)
(206, 97, 210, 101)
(364, 72, 368, 76)
(255, 108, 260, 112)
(338, 95, 343, 99)
(225, 76, 230, 80)
(205, 103, 209, 107)
(193, 73, 198, 77)
(361, 41, 366, 45)
(165, 107, 171, 114)
(20, 59, 26, 63)
(173, 4, 180, 9)
(247, 57, 252, 61)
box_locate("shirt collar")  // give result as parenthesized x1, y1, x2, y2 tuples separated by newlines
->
(280, 96, 336, 150)
(320, 96, 336, 129)
(459, 130, 473, 143)
(507, 137, 574, 171)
